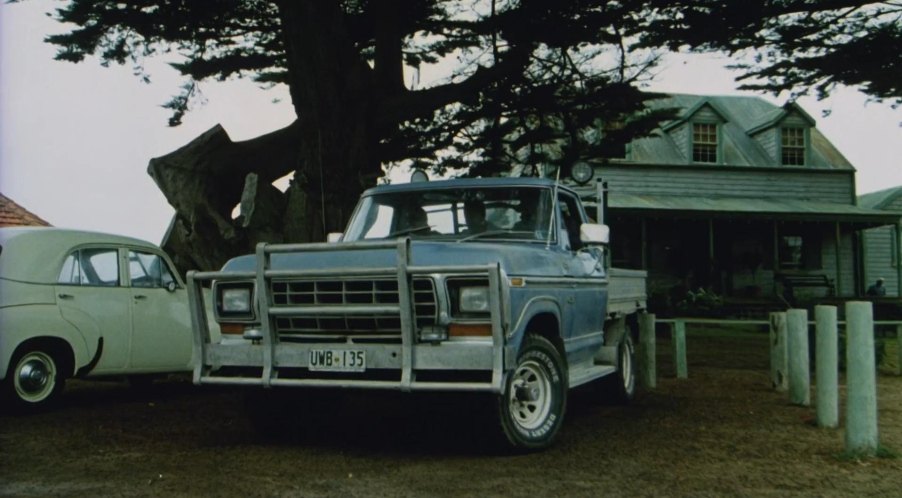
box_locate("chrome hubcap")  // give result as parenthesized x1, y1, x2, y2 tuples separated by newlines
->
(18, 361, 50, 393)
(508, 360, 551, 430)
(14, 352, 56, 402)
(621, 343, 633, 390)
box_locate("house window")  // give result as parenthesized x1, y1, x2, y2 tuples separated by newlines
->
(778, 232, 822, 270)
(781, 127, 805, 165)
(692, 123, 718, 163)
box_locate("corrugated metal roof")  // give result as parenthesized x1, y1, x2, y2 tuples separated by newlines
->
(632, 94, 854, 171)
(859, 186, 902, 212)
(605, 193, 898, 224)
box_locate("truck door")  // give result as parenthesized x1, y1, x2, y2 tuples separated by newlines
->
(557, 192, 607, 362)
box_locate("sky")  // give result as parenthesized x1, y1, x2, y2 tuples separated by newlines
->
(2, 1, 900, 244)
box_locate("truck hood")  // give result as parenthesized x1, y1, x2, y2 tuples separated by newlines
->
(221, 240, 575, 278)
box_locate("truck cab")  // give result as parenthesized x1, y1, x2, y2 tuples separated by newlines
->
(187, 177, 646, 449)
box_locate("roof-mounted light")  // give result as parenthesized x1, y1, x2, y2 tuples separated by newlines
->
(571, 162, 594, 185)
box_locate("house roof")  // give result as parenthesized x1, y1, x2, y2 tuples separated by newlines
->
(0, 193, 51, 227)
(626, 94, 853, 170)
(858, 186, 902, 212)
(601, 193, 899, 225)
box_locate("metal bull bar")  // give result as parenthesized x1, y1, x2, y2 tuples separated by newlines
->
(186, 238, 506, 392)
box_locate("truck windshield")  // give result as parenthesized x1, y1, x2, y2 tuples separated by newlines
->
(343, 186, 556, 243)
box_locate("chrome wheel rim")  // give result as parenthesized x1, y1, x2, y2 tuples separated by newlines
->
(13, 352, 57, 403)
(621, 340, 635, 393)
(508, 359, 552, 430)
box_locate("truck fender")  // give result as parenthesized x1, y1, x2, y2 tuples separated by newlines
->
(594, 315, 635, 364)
(507, 296, 564, 355)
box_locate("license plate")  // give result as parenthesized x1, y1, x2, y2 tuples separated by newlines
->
(308, 349, 366, 372)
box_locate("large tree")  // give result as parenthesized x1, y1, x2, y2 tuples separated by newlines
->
(40, 1, 899, 271)
(44, 0, 666, 271)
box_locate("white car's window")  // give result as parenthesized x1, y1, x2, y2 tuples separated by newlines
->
(58, 253, 82, 284)
(128, 250, 175, 288)
(57, 248, 120, 286)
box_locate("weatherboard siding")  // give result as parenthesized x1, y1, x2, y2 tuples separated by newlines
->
(863, 225, 900, 296)
(753, 129, 777, 161)
(668, 123, 690, 161)
(596, 165, 853, 203)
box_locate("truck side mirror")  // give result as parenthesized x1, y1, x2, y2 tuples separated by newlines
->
(580, 223, 609, 245)
(326, 233, 343, 243)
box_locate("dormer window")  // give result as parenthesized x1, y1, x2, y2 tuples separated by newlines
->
(781, 127, 806, 165)
(692, 123, 718, 163)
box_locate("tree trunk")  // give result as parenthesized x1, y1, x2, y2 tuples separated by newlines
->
(276, 0, 379, 243)
(148, 122, 300, 273)
(151, 2, 385, 274)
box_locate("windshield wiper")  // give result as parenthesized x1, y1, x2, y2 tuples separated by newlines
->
(457, 230, 535, 242)
(388, 225, 433, 237)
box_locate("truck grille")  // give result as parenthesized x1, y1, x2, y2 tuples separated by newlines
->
(271, 278, 437, 340)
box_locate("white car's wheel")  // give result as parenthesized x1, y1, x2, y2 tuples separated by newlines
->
(496, 335, 567, 450)
(5, 349, 64, 411)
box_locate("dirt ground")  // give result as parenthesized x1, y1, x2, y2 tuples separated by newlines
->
(2, 326, 901, 497)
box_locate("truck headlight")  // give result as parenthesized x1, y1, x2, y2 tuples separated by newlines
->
(215, 282, 256, 320)
(222, 287, 251, 313)
(459, 286, 490, 313)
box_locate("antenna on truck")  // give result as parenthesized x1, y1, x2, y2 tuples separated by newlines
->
(545, 165, 562, 249)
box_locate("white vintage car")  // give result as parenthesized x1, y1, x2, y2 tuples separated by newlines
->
(0, 227, 211, 411)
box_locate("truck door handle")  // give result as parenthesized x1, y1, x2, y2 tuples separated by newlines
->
(134, 295, 147, 300)
(58, 293, 73, 300)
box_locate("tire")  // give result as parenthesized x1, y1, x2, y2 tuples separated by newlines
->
(3, 348, 65, 412)
(496, 335, 567, 450)
(600, 332, 637, 404)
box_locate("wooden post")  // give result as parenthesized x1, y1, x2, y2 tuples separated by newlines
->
(845, 301, 879, 456)
(896, 223, 902, 298)
(897, 324, 902, 376)
(637, 313, 656, 389)
(787, 308, 810, 406)
(815, 305, 838, 428)
(770, 312, 789, 392)
(673, 320, 687, 379)
(835, 222, 843, 296)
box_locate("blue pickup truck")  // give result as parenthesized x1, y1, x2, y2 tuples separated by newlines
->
(187, 177, 646, 449)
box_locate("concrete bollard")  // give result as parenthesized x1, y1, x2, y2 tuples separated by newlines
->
(770, 312, 789, 392)
(673, 320, 687, 379)
(637, 312, 656, 389)
(844, 301, 879, 456)
(815, 305, 838, 428)
(787, 309, 810, 406)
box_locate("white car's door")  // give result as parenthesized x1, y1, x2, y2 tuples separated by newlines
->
(126, 250, 192, 371)
(56, 247, 133, 373)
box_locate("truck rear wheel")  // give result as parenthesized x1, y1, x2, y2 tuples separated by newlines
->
(600, 332, 636, 404)
(496, 335, 567, 450)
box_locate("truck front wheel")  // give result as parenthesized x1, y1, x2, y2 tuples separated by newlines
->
(496, 335, 567, 450)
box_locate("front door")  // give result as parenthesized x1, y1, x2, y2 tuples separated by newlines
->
(126, 250, 192, 371)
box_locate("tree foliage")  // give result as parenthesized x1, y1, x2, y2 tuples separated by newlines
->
(44, 1, 668, 178)
(637, 0, 902, 107)
(35, 0, 900, 270)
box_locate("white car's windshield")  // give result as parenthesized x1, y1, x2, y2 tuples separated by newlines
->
(343, 186, 555, 243)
